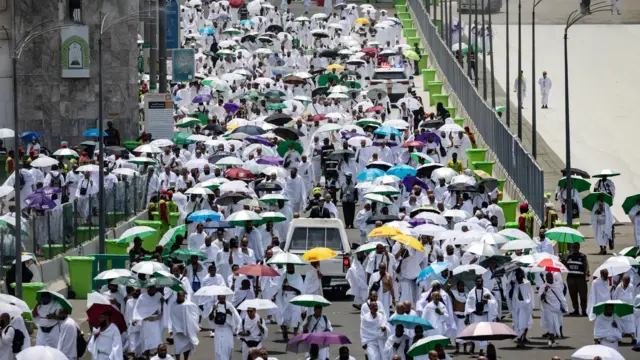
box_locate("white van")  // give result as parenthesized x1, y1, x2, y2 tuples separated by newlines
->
(460, 0, 502, 13)
(284, 218, 352, 291)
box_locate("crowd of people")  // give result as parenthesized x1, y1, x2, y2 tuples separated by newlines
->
(0, 1, 639, 360)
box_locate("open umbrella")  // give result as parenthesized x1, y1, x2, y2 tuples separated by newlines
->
(622, 194, 640, 214)
(545, 227, 584, 243)
(498, 228, 532, 241)
(389, 314, 434, 330)
(273, 127, 303, 141)
(290, 294, 331, 307)
(417, 262, 450, 282)
(500, 239, 538, 251)
(237, 264, 280, 277)
(561, 167, 591, 179)
(572, 345, 624, 360)
(276, 140, 303, 157)
(36, 290, 72, 314)
(170, 249, 207, 261)
(187, 209, 222, 222)
(593, 169, 621, 178)
(592, 299, 634, 317)
(131, 261, 169, 275)
(227, 210, 262, 225)
(159, 224, 186, 247)
(387, 164, 417, 179)
(94, 269, 132, 281)
(87, 302, 127, 333)
(582, 192, 613, 211)
(557, 176, 591, 193)
(194, 285, 234, 297)
(224, 168, 255, 180)
(16, 346, 69, 360)
(306, 332, 351, 345)
(265, 113, 293, 126)
(24, 191, 57, 210)
(407, 335, 451, 357)
(237, 299, 278, 311)
(0, 303, 24, 318)
(457, 322, 518, 341)
(117, 226, 157, 244)
(358, 168, 386, 182)
(267, 252, 308, 266)
(464, 241, 498, 257)
(0, 294, 30, 313)
(303, 247, 338, 262)
(391, 234, 425, 252)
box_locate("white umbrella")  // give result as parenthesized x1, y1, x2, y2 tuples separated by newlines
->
(594, 257, 634, 277)
(227, 210, 263, 223)
(87, 292, 112, 308)
(327, 92, 349, 99)
(396, 97, 421, 110)
(260, 166, 288, 178)
(216, 156, 245, 167)
(464, 241, 498, 257)
(77, 164, 100, 172)
(94, 269, 132, 280)
(439, 123, 464, 133)
(354, 241, 388, 253)
(479, 233, 509, 246)
(254, 77, 275, 86)
(452, 264, 487, 276)
(412, 224, 447, 237)
(498, 228, 533, 241)
(260, 193, 288, 202)
(185, 187, 214, 196)
(328, 85, 349, 93)
(367, 185, 401, 195)
(500, 239, 538, 251)
(0, 128, 15, 139)
(430, 167, 457, 183)
(133, 144, 163, 154)
(30, 155, 58, 168)
(52, 148, 79, 157)
(219, 181, 250, 193)
(0, 186, 14, 199)
(183, 158, 209, 171)
(16, 346, 69, 360)
(453, 230, 486, 245)
(150, 139, 174, 147)
(237, 299, 278, 311)
(112, 168, 139, 177)
(267, 252, 308, 265)
(128, 156, 156, 165)
(118, 226, 157, 241)
(325, 112, 347, 121)
(382, 119, 410, 130)
(363, 193, 393, 205)
(0, 293, 30, 313)
(131, 261, 169, 275)
(442, 209, 470, 220)
(347, 136, 372, 147)
(451, 175, 476, 185)
(414, 212, 448, 226)
(187, 134, 211, 142)
(571, 345, 624, 360)
(316, 123, 342, 133)
(372, 175, 400, 185)
(0, 302, 24, 317)
(194, 285, 235, 297)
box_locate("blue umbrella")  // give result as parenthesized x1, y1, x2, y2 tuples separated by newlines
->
(206, 220, 234, 229)
(374, 126, 402, 137)
(199, 27, 216, 34)
(192, 94, 214, 104)
(83, 128, 107, 137)
(387, 164, 417, 179)
(187, 210, 222, 222)
(240, 20, 255, 25)
(416, 262, 450, 282)
(389, 315, 434, 330)
(20, 132, 42, 142)
(357, 168, 385, 182)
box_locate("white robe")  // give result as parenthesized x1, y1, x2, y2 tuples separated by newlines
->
(303, 267, 324, 313)
(34, 301, 62, 347)
(88, 323, 123, 360)
(346, 258, 369, 304)
(276, 272, 304, 328)
(170, 301, 200, 355)
(612, 284, 636, 336)
(591, 202, 614, 247)
(132, 292, 164, 352)
(238, 315, 268, 360)
(587, 278, 612, 320)
(507, 280, 534, 337)
(421, 301, 449, 337)
(125, 298, 142, 356)
(0, 326, 14, 360)
(360, 311, 390, 360)
(594, 314, 623, 350)
(57, 317, 78, 360)
(283, 175, 307, 213)
(629, 204, 640, 247)
(465, 287, 498, 350)
(384, 334, 410, 360)
(538, 282, 567, 336)
(211, 301, 241, 360)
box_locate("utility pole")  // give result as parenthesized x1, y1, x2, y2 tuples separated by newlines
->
(482, 0, 487, 100)
(158, 0, 167, 92)
(467, 3, 472, 78)
(149, 0, 158, 91)
(474, 0, 478, 89)
(517, 0, 522, 139)
(489, 0, 495, 108)
(532, 0, 543, 158)
(505, 0, 510, 126)
(448, 0, 453, 48)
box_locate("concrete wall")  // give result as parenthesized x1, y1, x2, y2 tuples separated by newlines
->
(4, 0, 140, 149)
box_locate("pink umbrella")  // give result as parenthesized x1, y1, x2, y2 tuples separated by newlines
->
(457, 322, 518, 341)
(306, 332, 352, 345)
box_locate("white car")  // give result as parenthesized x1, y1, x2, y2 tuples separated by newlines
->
(369, 68, 413, 102)
(284, 218, 352, 291)
(460, 0, 502, 13)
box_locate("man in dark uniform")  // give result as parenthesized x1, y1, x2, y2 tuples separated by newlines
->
(563, 243, 590, 316)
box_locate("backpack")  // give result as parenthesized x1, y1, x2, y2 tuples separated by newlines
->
(50, 173, 63, 189)
(213, 302, 228, 325)
(19, 172, 25, 190)
(76, 328, 88, 357)
(8, 326, 24, 353)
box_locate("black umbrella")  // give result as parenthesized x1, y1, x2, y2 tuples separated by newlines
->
(241, 34, 258, 42)
(447, 183, 478, 193)
(105, 146, 127, 154)
(560, 167, 590, 179)
(319, 49, 339, 58)
(231, 125, 266, 136)
(409, 207, 441, 218)
(266, 24, 283, 33)
(491, 261, 526, 279)
(451, 272, 478, 291)
(265, 114, 293, 126)
(273, 127, 302, 141)
(203, 124, 224, 134)
(365, 215, 400, 225)
(312, 87, 328, 97)
(366, 161, 392, 171)
(312, 31, 330, 38)
(310, 67, 327, 75)
(255, 182, 283, 192)
(476, 178, 499, 192)
(419, 119, 445, 129)
(209, 151, 236, 164)
(416, 163, 444, 178)
(214, 192, 248, 206)
(328, 149, 355, 160)
(342, 70, 361, 78)
(479, 255, 512, 269)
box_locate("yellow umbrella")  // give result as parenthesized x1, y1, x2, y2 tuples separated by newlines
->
(303, 247, 338, 262)
(368, 226, 402, 238)
(327, 64, 345, 72)
(392, 234, 425, 252)
(355, 18, 371, 25)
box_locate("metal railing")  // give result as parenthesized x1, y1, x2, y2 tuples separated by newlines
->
(408, 0, 545, 218)
(0, 174, 148, 264)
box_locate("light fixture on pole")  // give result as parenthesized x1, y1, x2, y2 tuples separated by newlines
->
(564, 1, 612, 227)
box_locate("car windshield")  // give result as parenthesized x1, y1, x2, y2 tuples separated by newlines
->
(372, 71, 406, 80)
(288, 227, 343, 251)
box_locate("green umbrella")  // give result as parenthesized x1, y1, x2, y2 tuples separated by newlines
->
(355, 119, 382, 128)
(408, 336, 451, 357)
(557, 176, 591, 193)
(582, 192, 613, 212)
(403, 49, 421, 61)
(0, 218, 29, 237)
(260, 211, 287, 223)
(593, 300, 634, 317)
(188, 112, 209, 125)
(148, 272, 185, 292)
(170, 249, 207, 261)
(159, 224, 186, 248)
(462, 43, 482, 54)
(172, 132, 196, 145)
(545, 226, 585, 243)
(617, 246, 639, 257)
(622, 194, 640, 214)
(36, 290, 73, 314)
(216, 49, 235, 57)
(117, 226, 157, 245)
(410, 152, 433, 164)
(276, 140, 303, 157)
(343, 81, 361, 89)
(264, 90, 286, 99)
(267, 103, 287, 110)
(289, 294, 331, 307)
(111, 276, 144, 288)
(237, 91, 262, 101)
(495, 106, 506, 113)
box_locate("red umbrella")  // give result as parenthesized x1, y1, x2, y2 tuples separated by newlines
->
(457, 322, 517, 341)
(86, 304, 127, 333)
(224, 168, 256, 180)
(365, 105, 384, 113)
(229, 0, 244, 8)
(362, 47, 379, 55)
(309, 114, 328, 122)
(402, 141, 425, 148)
(237, 264, 280, 277)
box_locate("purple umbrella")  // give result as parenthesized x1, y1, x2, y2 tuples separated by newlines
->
(192, 94, 213, 104)
(341, 132, 360, 140)
(305, 332, 352, 345)
(403, 176, 429, 192)
(256, 156, 284, 165)
(373, 140, 398, 147)
(41, 186, 62, 197)
(246, 136, 273, 146)
(408, 218, 427, 227)
(24, 191, 57, 210)
(416, 131, 441, 144)
(223, 103, 240, 114)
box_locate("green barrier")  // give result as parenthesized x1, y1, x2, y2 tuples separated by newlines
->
(471, 160, 495, 176)
(123, 140, 139, 151)
(65, 256, 95, 299)
(170, 212, 180, 227)
(431, 94, 450, 108)
(401, 19, 413, 30)
(133, 220, 163, 251)
(453, 117, 465, 128)
(106, 212, 125, 227)
(418, 51, 428, 70)
(106, 239, 129, 255)
(465, 148, 487, 169)
(427, 80, 444, 104)
(394, 0, 407, 5)
(405, 28, 417, 38)
(77, 226, 99, 243)
(499, 200, 520, 223)
(395, 5, 407, 12)
(11, 282, 45, 309)
(42, 244, 65, 260)
(505, 222, 518, 229)
(398, 12, 411, 20)
(434, 19, 442, 34)
(90, 254, 130, 291)
(497, 178, 506, 192)
(445, 107, 457, 118)
(421, 69, 437, 90)
(361, 0, 370, 3)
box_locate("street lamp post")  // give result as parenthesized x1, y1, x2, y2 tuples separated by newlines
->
(517, 0, 522, 139)
(564, 2, 612, 227)
(448, 0, 453, 48)
(505, 0, 510, 126)
(99, 12, 149, 254)
(467, 5, 472, 78)
(481, 0, 487, 101)
(532, 0, 543, 158)
(488, 0, 495, 108)
(474, 0, 478, 88)
(8, 16, 71, 297)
